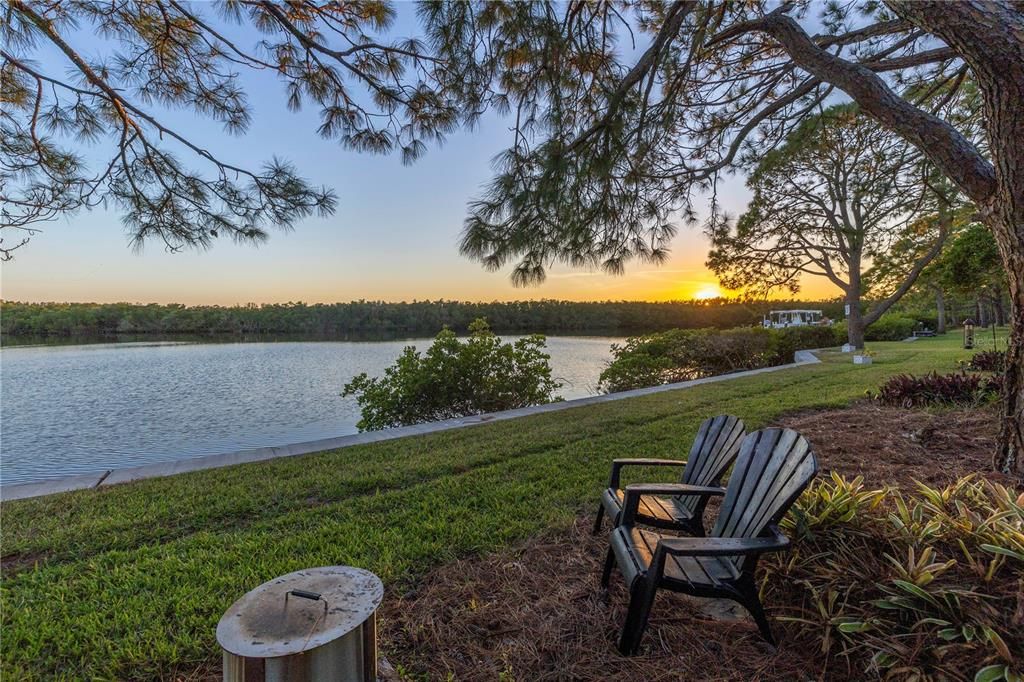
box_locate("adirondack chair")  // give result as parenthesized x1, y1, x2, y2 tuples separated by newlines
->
(592, 415, 745, 536)
(601, 428, 817, 654)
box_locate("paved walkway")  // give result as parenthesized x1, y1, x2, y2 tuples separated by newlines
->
(1, 350, 823, 502)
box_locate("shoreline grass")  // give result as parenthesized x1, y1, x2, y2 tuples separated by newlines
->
(0, 334, 1004, 679)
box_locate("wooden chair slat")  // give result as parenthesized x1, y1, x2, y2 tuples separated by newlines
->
(676, 415, 736, 513)
(715, 429, 778, 538)
(733, 440, 812, 542)
(721, 429, 795, 538)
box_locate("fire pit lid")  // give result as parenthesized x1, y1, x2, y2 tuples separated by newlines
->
(216, 565, 383, 658)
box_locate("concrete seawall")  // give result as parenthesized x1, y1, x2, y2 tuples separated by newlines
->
(1, 350, 823, 502)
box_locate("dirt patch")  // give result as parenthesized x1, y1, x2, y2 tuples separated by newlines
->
(381, 403, 1009, 680)
(0, 550, 49, 576)
(774, 401, 1005, 488)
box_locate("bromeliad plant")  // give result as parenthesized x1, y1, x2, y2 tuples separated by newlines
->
(963, 351, 1007, 373)
(783, 473, 888, 540)
(873, 372, 1003, 408)
(768, 475, 1023, 681)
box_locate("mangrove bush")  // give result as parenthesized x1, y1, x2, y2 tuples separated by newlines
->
(342, 319, 561, 430)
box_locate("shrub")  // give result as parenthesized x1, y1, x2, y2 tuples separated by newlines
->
(599, 324, 835, 393)
(769, 475, 1023, 681)
(769, 325, 840, 362)
(865, 314, 918, 341)
(342, 319, 561, 430)
(831, 319, 848, 344)
(986, 372, 1005, 396)
(599, 327, 776, 392)
(873, 371, 1002, 408)
(686, 326, 778, 373)
(965, 350, 1006, 372)
(833, 315, 930, 346)
(595, 352, 678, 393)
(910, 314, 940, 331)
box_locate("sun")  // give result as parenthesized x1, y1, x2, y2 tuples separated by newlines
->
(692, 284, 723, 301)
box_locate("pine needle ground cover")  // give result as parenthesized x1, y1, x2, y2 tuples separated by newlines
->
(0, 334, 1015, 680)
(385, 473, 1021, 681)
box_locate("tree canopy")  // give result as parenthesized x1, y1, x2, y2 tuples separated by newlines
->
(707, 105, 947, 346)
(939, 224, 1008, 320)
(869, 213, 1009, 329)
(438, 2, 992, 283)
(1, 0, 486, 257)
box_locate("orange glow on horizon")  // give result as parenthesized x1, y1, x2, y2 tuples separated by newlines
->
(691, 284, 723, 301)
(1, 244, 845, 305)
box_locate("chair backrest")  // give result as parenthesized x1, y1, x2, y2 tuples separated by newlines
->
(674, 415, 746, 516)
(711, 428, 817, 567)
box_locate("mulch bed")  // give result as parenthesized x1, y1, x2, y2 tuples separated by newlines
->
(774, 401, 1005, 488)
(381, 517, 817, 681)
(380, 402, 1007, 681)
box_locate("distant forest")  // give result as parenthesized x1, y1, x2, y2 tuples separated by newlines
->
(0, 299, 849, 338)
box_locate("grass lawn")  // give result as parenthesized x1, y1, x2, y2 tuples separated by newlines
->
(0, 333, 1000, 680)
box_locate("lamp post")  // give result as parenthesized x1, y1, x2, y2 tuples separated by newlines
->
(963, 318, 975, 350)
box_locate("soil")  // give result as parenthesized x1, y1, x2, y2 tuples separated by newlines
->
(380, 402, 1008, 681)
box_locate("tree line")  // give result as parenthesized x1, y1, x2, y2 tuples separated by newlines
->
(872, 222, 1009, 333)
(0, 299, 850, 338)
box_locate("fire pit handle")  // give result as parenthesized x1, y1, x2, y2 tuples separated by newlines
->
(288, 589, 322, 602)
(285, 589, 329, 615)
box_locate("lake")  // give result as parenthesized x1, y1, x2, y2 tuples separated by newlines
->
(0, 335, 624, 485)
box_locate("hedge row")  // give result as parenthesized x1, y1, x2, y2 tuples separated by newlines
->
(598, 325, 839, 392)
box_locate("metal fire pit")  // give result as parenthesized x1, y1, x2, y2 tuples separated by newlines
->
(217, 566, 384, 682)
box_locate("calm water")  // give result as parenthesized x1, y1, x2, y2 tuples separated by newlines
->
(0, 336, 623, 485)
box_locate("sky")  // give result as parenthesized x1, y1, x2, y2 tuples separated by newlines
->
(1, 3, 840, 306)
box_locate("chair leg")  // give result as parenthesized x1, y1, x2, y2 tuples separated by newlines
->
(617, 578, 658, 656)
(600, 547, 615, 588)
(741, 592, 776, 647)
(592, 504, 605, 535)
(685, 518, 706, 537)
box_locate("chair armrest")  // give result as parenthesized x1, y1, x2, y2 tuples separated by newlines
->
(655, 526, 791, 558)
(624, 483, 725, 496)
(608, 458, 686, 487)
(619, 483, 725, 526)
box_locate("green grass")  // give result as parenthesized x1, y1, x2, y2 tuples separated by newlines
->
(0, 334, 997, 679)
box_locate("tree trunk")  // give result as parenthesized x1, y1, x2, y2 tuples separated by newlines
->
(997, 249, 1024, 477)
(934, 287, 946, 334)
(846, 295, 865, 349)
(994, 295, 1006, 327)
(868, 2, 1024, 477)
(844, 253, 867, 349)
(981, 77, 1024, 475)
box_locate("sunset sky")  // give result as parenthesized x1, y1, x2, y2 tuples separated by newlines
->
(0, 8, 841, 306)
